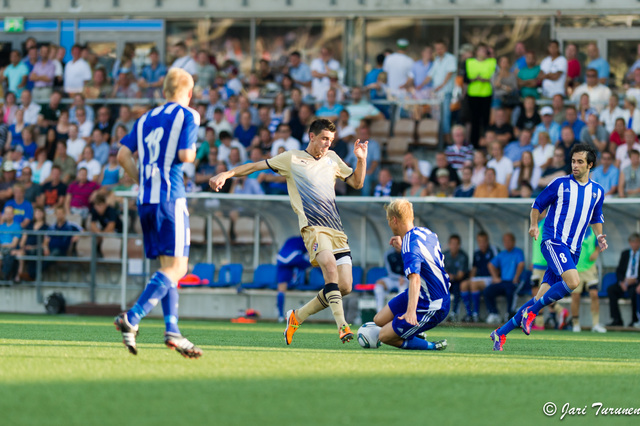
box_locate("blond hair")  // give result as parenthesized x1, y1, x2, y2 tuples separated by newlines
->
(163, 68, 194, 100)
(384, 198, 414, 223)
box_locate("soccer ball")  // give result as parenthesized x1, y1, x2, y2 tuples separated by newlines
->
(357, 322, 381, 349)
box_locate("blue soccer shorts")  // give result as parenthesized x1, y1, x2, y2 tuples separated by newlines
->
(388, 289, 450, 340)
(138, 198, 190, 260)
(540, 240, 580, 287)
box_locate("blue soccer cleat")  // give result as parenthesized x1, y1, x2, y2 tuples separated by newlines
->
(521, 307, 537, 336)
(490, 329, 506, 351)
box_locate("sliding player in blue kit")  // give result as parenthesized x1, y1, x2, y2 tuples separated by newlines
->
(491, 143, 608, 351)
(114, 68, 203, 358)
(374, 199, 449, 351)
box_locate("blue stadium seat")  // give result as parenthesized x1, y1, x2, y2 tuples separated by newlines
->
(352, 266, 363, 286)
(209, 263, 243, 288)
(241, 264, 277, 290)
(598, 272, 619, 298)
(192, 263, 215, 286)
(298, 267, 325, 291)
(365, 266, 387, 284)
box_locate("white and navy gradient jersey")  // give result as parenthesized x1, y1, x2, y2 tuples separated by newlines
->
(120, 102, 199, 205)
(532, 175, 604, 255)
(401, 227, 451, 310)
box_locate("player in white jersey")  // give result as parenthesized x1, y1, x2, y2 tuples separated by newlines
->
(114, 68, 202, 358)
(210, 119, 368, 344)
(491, 143, 608, 350)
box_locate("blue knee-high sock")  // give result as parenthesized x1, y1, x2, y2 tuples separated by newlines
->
(471, 291, 481, 315)
(401, 336, 436, 350)
(277, 291, 285, 318)
(497, 297, 535, 335)
(161, 281, 180, 334)
(461, 291, 472, 316)
(127, 271, 171, 327)
(530, 281, 572, 315)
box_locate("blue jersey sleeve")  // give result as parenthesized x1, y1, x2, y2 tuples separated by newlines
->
(179, 108, 199, 153)
(120, 119, 139, 153)
(532, 177, 560, 212)
(590, 188, 605, 224)
(401, 236, 422, 277)
(490, 254, 500, 269)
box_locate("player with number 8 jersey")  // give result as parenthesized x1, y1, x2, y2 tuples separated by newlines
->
(114, 68, 202, 358)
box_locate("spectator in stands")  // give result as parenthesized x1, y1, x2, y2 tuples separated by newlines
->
(111, 44, 136, 80)
(69, 94, 94, 125)
(373, 168, 404, 197)
(540, 40, 567, 99)
(348, 120, 381, 196)
(289, 103, 315, 145)
(30, 148, 52, 184)
(509, 150, 541, 197)
(484, 232, 525, 323)
(94, 107, 113, 141)
(251, 127, 275, 159)
(12, 206, 46, 282)
(89, 192, 122, 256)
(0, 110, 7, 150)
(517, 51, 540, 101)
(565, 43, 581, 95)
(561, 106, 586, 143)
(65, 167, 99, 218)
(225, 147, 244, 171)
(402, 151, 431, 186)
(0, 206, 22, 281)
(515, 96, 541, 137)
(29, 44, 55, 104)
(364, 53, 386, 99)
(429, 168, 455, 197)
(22, 46, 38, 92)
(5, 109, 25, 151)
(100, 149, 121, 189)
(586, 42, 610, 85)
(607, 233, 640, 327)
(270, 123, 300, 158)
(626, 69, 640, 106)
(134, 47, 164, 99)
(286, 51, 312, 92)
(403, 171, 428, 197)
(43, 205, 78, 258)
(581, 114, 609, 155)
(618, 149, 640, 198)
(473, 167, 508, 198)
(257, 58, 275, 86)
(557, 126, 579, 170)
(6, 183, 33, 229)
(571, 68, 611, 112)
(74, 108, 94, 141)
(532, 131, 554, 170)
(426, 40, 457, 145)
(600, 94, 625, 134)
(83, 68, 112, 100)
(233, 111, 257, 149)
(609, 117, 628, 149)
(194, 50, 216, 92)
(91, 129, 109, 166)
(204, 89, 224, 122)
(445, 125, 473, 170)
(427, 152, 459, 189)
(590, 150, 619, 198)
(492, 56, 519, 111)
(63, 44, 92, 96)
(170, 42, 198, 76)
(310, 46, 340, 103)
(236, 95, 260, 127)
(443, 234, 469, 320)
(487, 142, 513, 185)
(20, 126, 37, 160)
(55, 110, 70, 142)
(2, 50, 29, 97)
(50, 45, 64, 88)
(18, 166, 40, 203)
(577, 94, 598, 123)
(316, 88, 343, 123)
(20, 90, 40, 126)
(465, 43, 496, 147)
(53, 141, 76, 183)
(111, 70, 141, 99)
(39, 91, 64, 129)
(407, 46, 434, 102)
(552, 93, 566, 125)
(66, 124, 86, 162)
(9, 145, 29, 178)
(622, 96, 640, 135)
(217, 130, 247, 165)
(504, 128, 534, 167)
(111, 105, 134, 141)
(486, 108, 514, 146)
(195, 147, 219, 192)
(76, 146, 101, 183)
(454, 165, 475, 198)
(335, 109, 355, 140)
(534, 147, 567, 195)
(616, 129, 640, 170)
(383, 38, 414, 98)
(0, 161, 17, 206)
(460, 231, 498, 322)
(345, 86, 384, 128)
(3, 92, 18, 125)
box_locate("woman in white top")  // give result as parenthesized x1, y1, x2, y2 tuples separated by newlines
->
(470, 150, 487, 187)
(509, 150, 541, 196)
(30, 147, 52, 184)
(600, 94, 625, 133)
(622, 96, 640, 135)
(532, 131, 554, 171)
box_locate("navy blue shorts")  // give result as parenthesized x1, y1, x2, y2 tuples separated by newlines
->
(138, 198, 190, 260)
(388, 289, 449, 340)
(541, 240, 579, 287)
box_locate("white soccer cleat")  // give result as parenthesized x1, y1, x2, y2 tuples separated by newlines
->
(591, 324, 607, 333)
(572, 324, 581, 333)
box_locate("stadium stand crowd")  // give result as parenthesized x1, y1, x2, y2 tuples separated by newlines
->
(0, 35, 639, 327)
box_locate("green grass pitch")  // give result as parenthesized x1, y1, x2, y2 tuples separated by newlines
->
(1, 314, 639, 426)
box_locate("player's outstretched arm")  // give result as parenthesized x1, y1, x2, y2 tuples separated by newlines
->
(529, 208, 540, 240)
(209, 160, 269, 192)
(117, 146, 139, 185)
(345, 139, 368, 190)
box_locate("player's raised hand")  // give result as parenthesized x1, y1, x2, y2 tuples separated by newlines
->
(209, 173, 229, 192)
(389, 236, 402, 252)
(399, 310, 418, 326)
(353, 139, 368, 161)
(597, 234, 608, 252)
(529, 224, 539, 240)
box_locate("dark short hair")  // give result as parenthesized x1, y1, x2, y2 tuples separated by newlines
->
(449, 234, 461, 243)
(570, 143, 597, 169)
(376, 53, 385, 66)
(290, 51, 301, 58)
(629, 233, 640, 242)
(629, 149, 640, 157)
(477, 231, 489, 240)
(218, 130, 232, 140)
(549, 39, 560, 47)
(309, 119, 336, 136)
(276, 122, 290, 132)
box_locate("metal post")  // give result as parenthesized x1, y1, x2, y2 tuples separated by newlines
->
(360, 215, 367, 267)
(523, 219, 530, 267)
(120, 196, 130, 311)
(250, 18, 256, 71)
(36, 233, 43, 303)
(90, 234, 97, 303)
(468, 218, 474, 269)
(253, 213, 260, 270)
(206, 214, 213, 264)
(453, 16, 460, 58)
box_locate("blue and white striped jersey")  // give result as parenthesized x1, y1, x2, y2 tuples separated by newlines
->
(120, 102, 199, 205)
(532, 175, 604, 255)
(401, 227, 451, 310)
